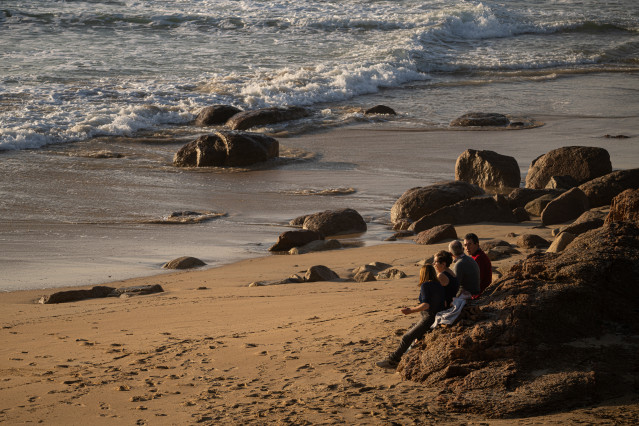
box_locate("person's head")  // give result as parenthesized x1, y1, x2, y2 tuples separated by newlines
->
(448, 240, 464, 257)
(419, 264, 437, 285)
(433, 250, 452, 272)
(463, 233, 480, 256)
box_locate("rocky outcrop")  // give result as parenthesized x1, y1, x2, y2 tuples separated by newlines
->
(454, 149, 520, 189)
(109, 285, 164, 298)
(409, 195, 517, 233)
(162, 256, 206, 269)
(605, 188, 639, 225)
(293, 208, 367, 237)
(391, 181, 484, 225)
(450, 112, 510, 127)
(173, 131, 279, 167)
(269, 230, 324, 252)
(541, 187, 590, 226)
(226, 106, 310, 130)
(398, 222, 639, 417)
(305, 265, 340, 282)
(194, 105, 242, 126)
(414, 224, 457, 245)
(525, 146, 612, 189)
(579, 168, 639, 207)
(376, 268, 407, 280)
(364, 105, 396, 115)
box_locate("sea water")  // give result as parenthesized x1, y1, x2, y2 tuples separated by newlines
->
(1, 0, 638, 291)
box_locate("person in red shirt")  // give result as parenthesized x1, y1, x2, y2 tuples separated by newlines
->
(464, 233, 492, 299)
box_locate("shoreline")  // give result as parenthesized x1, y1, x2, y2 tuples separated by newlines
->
(2, 220, 638, 424)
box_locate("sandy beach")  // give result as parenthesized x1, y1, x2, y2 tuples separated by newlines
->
(2, 121, 639, 424)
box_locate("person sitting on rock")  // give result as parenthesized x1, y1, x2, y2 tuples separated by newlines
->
(376, 264, 445, 369)
(448, 240, 480, 299)
(433, 250, 459, 308)
(464, 233, 492, 299)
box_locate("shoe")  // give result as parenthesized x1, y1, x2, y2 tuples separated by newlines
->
(376, 358, 398, 369)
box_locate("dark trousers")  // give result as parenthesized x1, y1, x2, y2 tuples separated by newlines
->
(389, 311, 434, 362)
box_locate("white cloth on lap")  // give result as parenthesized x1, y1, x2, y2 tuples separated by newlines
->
(431, 297, 467, 329)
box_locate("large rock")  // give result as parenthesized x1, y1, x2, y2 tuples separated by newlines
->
(525, 146, 612, 189)
(541, 187, 590, 226)
(578, 168, 639, 207)
(506, 188, 563, 209)
(391, 181, 484, 225)
(414, 224, 457, 245)
(605, 188, 639, 225)
(409, 195, 517, 233)
(173, 131, 279, 167)
(194, 105, 242, 126)
(398, 222, 639, 417)
(450, 112, 510, 127)
(544, 175, 578, 190)
(226, 106, 310, 130)
(296, 208, 367, 237)
(269, 230, 324, 252)
(455, 149, 520, 189)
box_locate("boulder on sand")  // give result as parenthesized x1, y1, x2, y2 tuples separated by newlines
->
(525, 146, 612, 189)
(398, 221, 639, 417)
(409, 195, 517, 233)
(173, 131, 279, 168)
(269, 230, 324, 252)
(38, 286, 115, 304)
(455, 149, 521, 189)
(293, 208, 367, 237)
(163, 256, 207, 270)
(414, 224, 457, 245)
(541, 187, 590, 226)
(391, 181, 484, 225)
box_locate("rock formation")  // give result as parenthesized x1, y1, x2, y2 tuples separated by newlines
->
(540, 187, 589, 226)
(292, 208, 367, 237)
(455, 149, 520, 189)
(579, 168, 639, 207)
(173, 131, 279, 167)
(525, 146, 612, 189)
(398, 221, 639, 417)
(391, 181, 484, 225)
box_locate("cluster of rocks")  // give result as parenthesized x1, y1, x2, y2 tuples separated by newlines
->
(249, 261, 407, 287)
(391, 146, 638, 245)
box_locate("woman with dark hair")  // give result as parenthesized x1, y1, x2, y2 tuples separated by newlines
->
(376, 264, 445, 369)
(433, 250, 459, 308)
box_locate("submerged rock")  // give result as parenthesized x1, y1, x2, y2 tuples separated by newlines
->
(226, 106, 310, 130)
(194, 105, 242, 126)
(450, 112, 510, 127)
(364, 105, 396, 115)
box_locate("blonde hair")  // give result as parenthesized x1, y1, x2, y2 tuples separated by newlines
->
(418, 264, 437, 286)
